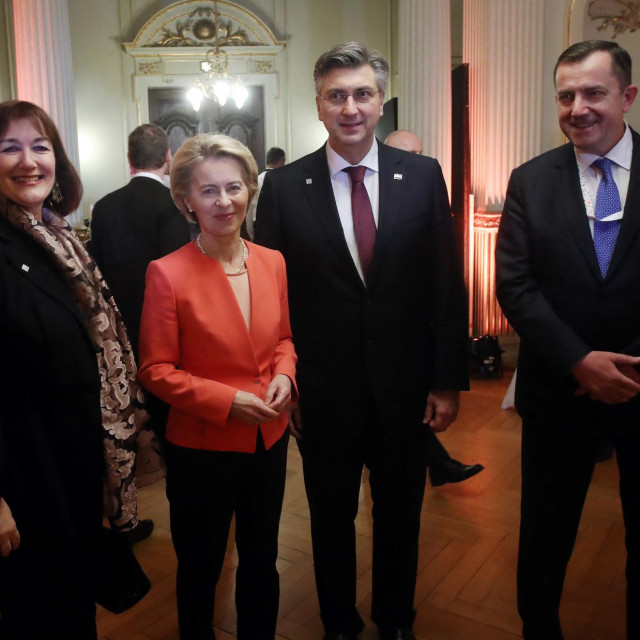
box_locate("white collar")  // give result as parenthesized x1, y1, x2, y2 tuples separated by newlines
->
(326, 139, 379, 177)
(131, 171, 166, 185)
(575, 122, 633, 173)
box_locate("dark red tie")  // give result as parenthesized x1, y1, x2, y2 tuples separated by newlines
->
(344, 165, 376, 280)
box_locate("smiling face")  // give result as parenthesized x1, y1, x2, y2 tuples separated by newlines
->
(316, 64, 384, 164)
(185, 156, 248, 242)
(555, 50, 638, 157)
(0, 118, 56, 219)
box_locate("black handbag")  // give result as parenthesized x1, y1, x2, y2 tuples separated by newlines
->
(95, 526, 151, 614)
(468, 335, 504, 379)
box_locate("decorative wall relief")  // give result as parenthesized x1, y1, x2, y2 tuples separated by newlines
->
(589, 0, 640, 37)
(150, 5, 257, 47)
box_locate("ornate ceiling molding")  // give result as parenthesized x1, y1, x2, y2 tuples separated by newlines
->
(124, 0, 283, 49)
(588, 0, 640, 37)
(123, 1, 285, 78)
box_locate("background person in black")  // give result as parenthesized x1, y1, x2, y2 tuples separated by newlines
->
(92, 124, 191, 543)
(91, 123, 191, 359)
(385, 128, 484, 488)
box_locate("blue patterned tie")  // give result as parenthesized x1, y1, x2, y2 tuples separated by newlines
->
(592, 157, 621, 277)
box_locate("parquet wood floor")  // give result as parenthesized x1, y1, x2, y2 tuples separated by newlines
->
(97, 374, 628, 639)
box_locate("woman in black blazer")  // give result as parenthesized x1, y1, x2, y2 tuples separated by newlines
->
(0, 101, 149, 638)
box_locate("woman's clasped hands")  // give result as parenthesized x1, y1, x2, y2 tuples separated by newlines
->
(230, 373, 292, 425)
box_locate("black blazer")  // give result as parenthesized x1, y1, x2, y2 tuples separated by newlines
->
(255, 143, 468, 441)
(496, 129, 640, 429)
(91, 176, 191, 356)
(0, 216, 104, 542)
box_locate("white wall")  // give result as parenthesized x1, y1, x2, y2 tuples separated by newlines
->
(65, 0, 390, 218)
(68, 0, 130, 218)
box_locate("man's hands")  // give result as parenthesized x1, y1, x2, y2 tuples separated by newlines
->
(230, 374, 292, 425)
(572, 351, 640, 404)
(0, 498, 20, 557)
(423, 390, 460, 432)
(286, 388, 462, 440)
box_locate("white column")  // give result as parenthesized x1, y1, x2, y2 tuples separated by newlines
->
(397, 0, 451, 192)
(463, 0, 544, 212)
(12, 0, 82, 226)
(463, 0, 544, 335)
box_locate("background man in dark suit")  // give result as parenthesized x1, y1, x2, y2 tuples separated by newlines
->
(256, 42, 469, 640)
(245, 146, 286, 240)
(496, 40, 640, 639)
(91, 124, 191, 543)
(91, 124, 191, 359)
(384, 128, 484, 488)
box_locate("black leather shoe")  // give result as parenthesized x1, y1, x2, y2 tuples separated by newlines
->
(379, 628, 416, 640)
(124, 519, 154, 545)
(323, 634, 358, 640)
(596, 434, 614, 462)
(429, 459, 484, 487)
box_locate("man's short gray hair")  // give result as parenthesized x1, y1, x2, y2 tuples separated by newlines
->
(313, 41, 389, 95)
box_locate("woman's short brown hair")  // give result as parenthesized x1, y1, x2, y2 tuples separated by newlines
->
(0, 101, 83, 215)
(170, 133, 258, 224)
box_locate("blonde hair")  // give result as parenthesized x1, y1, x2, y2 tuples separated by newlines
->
(170, 133, 259, 223)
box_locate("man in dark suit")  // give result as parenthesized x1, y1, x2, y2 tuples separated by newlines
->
(91, 124, 191, 359)
(496, 40, 640, 639)
(91, 124, 191, 543)
(255, 42, 468, 640)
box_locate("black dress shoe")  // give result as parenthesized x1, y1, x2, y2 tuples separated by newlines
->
(429, 458, 484, 487)
(596, 433, 614, 462)
(124, 519, 154, 545)
(379, 628, 416, 640)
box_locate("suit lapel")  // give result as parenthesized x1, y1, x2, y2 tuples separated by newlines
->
(0, 219, 89, 328)
(555, 145, 603, 280)
(300, 147, 364, 287)
(607, 129, 640, 278)
(369, 144, 405, 284)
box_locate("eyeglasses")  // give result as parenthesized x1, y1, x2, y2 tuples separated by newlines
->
(316, 90, 381, 106)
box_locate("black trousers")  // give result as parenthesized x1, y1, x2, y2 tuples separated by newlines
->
(299, 410, 429, 635)
(426, 429, 450, 466)
(0, 534, 97, 640)
(518, 410, 640, 640)
(165, 431, 289, 640)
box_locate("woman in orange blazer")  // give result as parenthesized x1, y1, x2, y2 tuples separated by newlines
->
(137, 133, 296, 640)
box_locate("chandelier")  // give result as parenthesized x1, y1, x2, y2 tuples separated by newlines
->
(186, 4, 248, 111)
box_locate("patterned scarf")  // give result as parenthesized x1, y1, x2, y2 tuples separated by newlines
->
(2, 198, 158, 530)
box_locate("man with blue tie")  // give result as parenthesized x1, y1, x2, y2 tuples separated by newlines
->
(256, 42, 469, 640)
(496, 40, 640, 639)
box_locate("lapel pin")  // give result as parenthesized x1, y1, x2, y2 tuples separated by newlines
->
(394, 173, 403, 181)
(306, 178, 313, 184)
(21, 264, 30, 272)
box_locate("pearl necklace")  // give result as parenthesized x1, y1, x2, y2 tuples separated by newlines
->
(195, 235, 248, 276)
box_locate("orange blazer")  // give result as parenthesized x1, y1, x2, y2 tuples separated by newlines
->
(137, 240, 297, 453)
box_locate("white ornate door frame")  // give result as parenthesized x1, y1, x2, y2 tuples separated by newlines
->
(122, 0, 286, 151)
